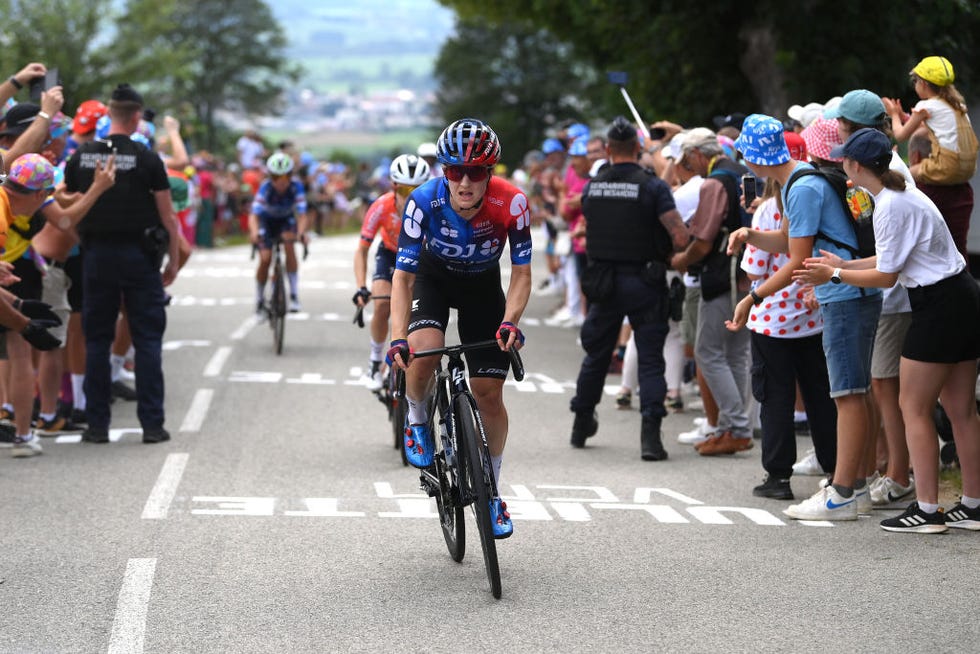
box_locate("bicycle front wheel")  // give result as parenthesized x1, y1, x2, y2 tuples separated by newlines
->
(434, 451, 465, 562)
(455, 394, 501, 599)
(272, 263, 286, 355)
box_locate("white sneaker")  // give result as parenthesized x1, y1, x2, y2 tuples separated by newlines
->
(545, 306, 573, 326)
(783, 485, 858, 521)
(855, 485, 872, 515)
(365, 368, 384, 392)
(11, 434, 43, 458)
(792, 449, 824, 476)
(289, 298, 302, 313)
(677, 421, 713, 445)
(117, 367, 136, 382)
(870, 476, 915, 505)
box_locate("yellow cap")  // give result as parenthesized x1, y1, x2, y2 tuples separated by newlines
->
(911, 56, 955, 86)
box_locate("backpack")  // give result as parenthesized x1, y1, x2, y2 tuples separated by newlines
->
(785, 165, 876, 259)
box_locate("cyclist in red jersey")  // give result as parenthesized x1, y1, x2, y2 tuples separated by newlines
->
(388, 118, 532, 539)
(353, 154, 430, 390)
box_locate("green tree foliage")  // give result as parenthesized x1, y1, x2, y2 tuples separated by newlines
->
(0, 0, 114, 111)
(440, 0, 980, 127)
(114, 0, 302, 149)
(434, 17, 605, 168)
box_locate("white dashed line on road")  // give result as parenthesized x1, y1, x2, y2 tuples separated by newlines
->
(141, 453, 190, 520)
(107, 558, 157, 654)
(202, 346, 233, 377)
(179, 389, 214, 433)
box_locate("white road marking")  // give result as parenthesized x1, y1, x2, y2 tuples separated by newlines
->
(162, 339, 212, 351)
(141, 454, 190, 520)
(230, 315, 259, 340)
(107, 558, 157, 654)
(203, 347, 233, 377)
(179, 389, 214, 432)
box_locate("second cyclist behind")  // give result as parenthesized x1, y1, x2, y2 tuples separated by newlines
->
(353, 154, 431, 390)
(388, 118, 532, 539)
(248, 152, 309, 314)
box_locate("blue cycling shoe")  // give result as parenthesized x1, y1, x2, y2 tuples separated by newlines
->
(490, 497, 513, 539)
(404, 423, 434, 468)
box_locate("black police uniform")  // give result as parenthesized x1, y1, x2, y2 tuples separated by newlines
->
(569, 160, 676, 459)
(64, 132, 171, 438)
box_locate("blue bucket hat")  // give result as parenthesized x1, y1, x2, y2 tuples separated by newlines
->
(823, 90, 886, 127)
(733, 114, 790, 165)
(541, 137, 565, 154)
(568, 136, 589, 157)
(567, 123, 590, 140)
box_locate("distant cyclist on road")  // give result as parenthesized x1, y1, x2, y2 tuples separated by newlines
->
(388, 118, 532, 539)
(353, 153, 431, 390)
(248, 152, 309, 313)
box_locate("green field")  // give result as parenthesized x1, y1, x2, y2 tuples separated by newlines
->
(300, 53, 437, 94)
(264, 127, 438, 161)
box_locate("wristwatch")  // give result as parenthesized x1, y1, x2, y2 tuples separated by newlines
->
(830, 268, 843, 284)
(749, 289, 764, 306)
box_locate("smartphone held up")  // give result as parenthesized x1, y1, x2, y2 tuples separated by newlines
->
(28, 68, 60, 103)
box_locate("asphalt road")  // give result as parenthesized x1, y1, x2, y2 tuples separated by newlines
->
(1, 234, 977, 653)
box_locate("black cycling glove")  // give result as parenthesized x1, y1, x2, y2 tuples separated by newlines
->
(13, 299, 62, 326)
(21, 321, 62, 351)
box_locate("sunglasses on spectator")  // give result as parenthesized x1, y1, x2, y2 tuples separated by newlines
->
(444, 165, 490, 183)
(394, 184, 418, 198)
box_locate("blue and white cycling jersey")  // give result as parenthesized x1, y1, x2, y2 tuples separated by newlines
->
(251, 179, 307, 221)
(395, 176, 532, 274)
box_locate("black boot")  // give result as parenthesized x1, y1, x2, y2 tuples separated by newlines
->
(570, 411, 598, 448)
(640, 416, 668, 461)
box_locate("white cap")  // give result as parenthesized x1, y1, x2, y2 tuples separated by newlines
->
(417, 142, 437, 158)
(787, 102, 825, 128)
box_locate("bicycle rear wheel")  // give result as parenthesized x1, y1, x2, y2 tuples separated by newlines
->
(455, 394, 501, 599)
(272, 261, 286, 355)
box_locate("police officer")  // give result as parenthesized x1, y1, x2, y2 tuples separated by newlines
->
(569, 117, 690, 460)
(64, 83, 180, 444)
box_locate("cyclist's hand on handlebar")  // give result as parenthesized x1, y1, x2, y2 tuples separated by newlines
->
(352, 286, 371, 307)
(385, 338, 413, 370)
(496, 321, 525, 351)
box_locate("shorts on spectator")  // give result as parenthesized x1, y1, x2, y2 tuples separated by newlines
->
(41, 264, 71, 347)
(904, 269, 980, 363)
(822, 293, 881, 397)
(871, 311, 912, 379)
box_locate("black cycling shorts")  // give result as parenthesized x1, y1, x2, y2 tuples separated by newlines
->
(408, 251, 509, 379)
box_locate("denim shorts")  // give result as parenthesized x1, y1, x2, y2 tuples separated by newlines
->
(821, 293, 881, 397)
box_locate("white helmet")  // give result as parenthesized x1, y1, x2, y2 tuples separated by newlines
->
(266, 152, 294, 176)
(416, 142, 438, 158)
(389, 154, 431, 186)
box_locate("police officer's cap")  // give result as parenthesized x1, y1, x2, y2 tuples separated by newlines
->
(607, 116, 636, 142)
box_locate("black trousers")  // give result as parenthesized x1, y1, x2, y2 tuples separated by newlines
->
(750, 331, 837, 478)
(571, 269, 668, 421)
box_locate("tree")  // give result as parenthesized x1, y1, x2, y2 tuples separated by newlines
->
(113, 0, 302, 149)
(0, 0, 115, 112)
(434, 17, 605, 169)
(439, 0, 980, 128)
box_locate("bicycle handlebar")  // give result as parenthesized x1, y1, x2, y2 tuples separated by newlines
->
(411, 329, 525, 381)
(352, 295, 391, 328)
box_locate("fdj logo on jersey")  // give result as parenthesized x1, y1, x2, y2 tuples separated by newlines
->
(403, 199, 424, 239)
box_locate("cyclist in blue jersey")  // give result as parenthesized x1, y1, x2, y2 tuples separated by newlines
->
(388, 118, 532, 539)
(248, 152, 309, 313)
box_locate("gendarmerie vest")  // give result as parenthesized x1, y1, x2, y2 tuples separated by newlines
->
(64, 134, 170, 243)
(582, 162, 673, 264)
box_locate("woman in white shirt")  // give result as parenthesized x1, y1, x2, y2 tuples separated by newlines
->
(794, 128, 980, 534)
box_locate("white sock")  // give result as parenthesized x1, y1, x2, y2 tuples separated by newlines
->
(256, 282, 265, 303)
(287, 272, 298, 298)
(3, 402, 13, 412)
(406, 396, 429, 425)
(39, 412, 56, 422)
(370, 340, 384, 362)
(71, 375, 86, 411)
(16, 432, 32, 442)
(491, 455, 502, 489)
(110, 354, 125, 382)
(960, 495, 980, 509)
(918, 501, 939, 514)
(794, 411, 807, 422)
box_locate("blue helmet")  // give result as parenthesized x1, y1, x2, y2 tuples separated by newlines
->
(436, 118, 501, 166)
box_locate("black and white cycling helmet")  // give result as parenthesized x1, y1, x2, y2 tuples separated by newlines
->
(266, 152, 294, 176)
(389, 154, 431, 186)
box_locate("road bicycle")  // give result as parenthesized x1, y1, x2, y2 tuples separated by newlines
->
(394, 330, 524, 599)
(352, 295, 407, 466)
(252, 238, 307, 355)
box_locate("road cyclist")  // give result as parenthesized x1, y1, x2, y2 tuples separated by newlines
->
(248, 152, 309, 315)
(353, 153, 431, 391)
(387, 117, 533, 539)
